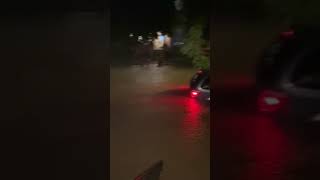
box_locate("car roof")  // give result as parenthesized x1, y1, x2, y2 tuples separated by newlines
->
(257, 25, 320, 86)
(257, 26, 320, 87)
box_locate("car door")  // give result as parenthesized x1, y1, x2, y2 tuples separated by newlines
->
(282, 48, 320, 121)
(199, 76, 210, 101)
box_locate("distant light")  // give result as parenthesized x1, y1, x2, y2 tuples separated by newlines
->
(173, 42, 184, 46)
(174, 0, 184, 11)
(129, 33, 134, 37)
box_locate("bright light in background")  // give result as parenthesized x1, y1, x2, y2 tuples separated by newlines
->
(174, 0, 184, 11)
(173, 42, 184, 46)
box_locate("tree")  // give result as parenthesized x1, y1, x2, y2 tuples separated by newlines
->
(181, 20, 209, 69)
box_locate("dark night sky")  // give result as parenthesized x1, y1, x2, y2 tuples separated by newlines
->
(111, 0, 175, 35)
(0, 0, 105, 12)
(111, 0, 211, 40)
(1, 0, 211, 39)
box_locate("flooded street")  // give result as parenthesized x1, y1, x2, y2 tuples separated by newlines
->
(110, 64, 210, 180)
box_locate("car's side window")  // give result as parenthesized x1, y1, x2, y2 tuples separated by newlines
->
(291, 50, 320, 89)
(192, 74, 200, 81)
(201, 77, 209, 90)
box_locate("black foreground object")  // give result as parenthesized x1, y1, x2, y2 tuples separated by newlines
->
(134, 161, 164, 180)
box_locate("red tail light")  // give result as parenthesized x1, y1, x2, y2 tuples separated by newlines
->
(190, 90, 199, 98)
(258, 90, 288, 112)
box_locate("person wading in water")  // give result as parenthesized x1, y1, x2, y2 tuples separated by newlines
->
(153, 31, 165, 67)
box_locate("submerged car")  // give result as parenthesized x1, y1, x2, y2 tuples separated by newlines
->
(256, 25, 320, 122)
(190, 69, 210, 101)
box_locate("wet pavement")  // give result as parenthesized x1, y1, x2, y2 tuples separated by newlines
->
(110, 64, 210, 180)
(213, 78, 320, 180)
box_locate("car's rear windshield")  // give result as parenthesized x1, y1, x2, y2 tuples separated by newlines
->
(257, 37, 303, 85)
(291, 49, 320, 90)
(263, 37, 300, 62)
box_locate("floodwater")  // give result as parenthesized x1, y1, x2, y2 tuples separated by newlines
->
(110, 64, 210, 180)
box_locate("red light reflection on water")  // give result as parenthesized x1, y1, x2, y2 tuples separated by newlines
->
(215, 113, 297, 180)
(242, 115, 297, 180)
(151, 86, 208, 142)
(181, 98, 205, 142)
(214, 79, 298, 179)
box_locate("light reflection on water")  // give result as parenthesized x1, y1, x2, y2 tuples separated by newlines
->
(182, 98, 208, 142)
(150, 91, 209, 143)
